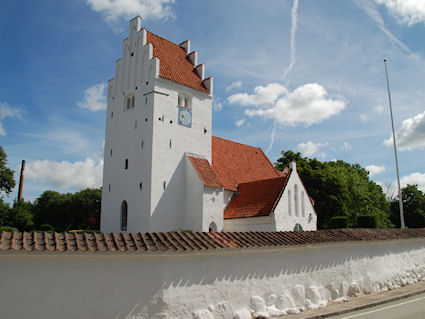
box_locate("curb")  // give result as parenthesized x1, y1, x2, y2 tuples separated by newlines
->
(304, 287, 425, 318)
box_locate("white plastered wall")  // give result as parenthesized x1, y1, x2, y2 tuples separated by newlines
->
(202, 187, 223, 232)
(101, 18, 157, 234)
(223, 216, 275, 232)
(2, 239, 425, 318)
(101, 16, 213, 233)
(150, 79, 212, 232)
(274, 168, 317, 231)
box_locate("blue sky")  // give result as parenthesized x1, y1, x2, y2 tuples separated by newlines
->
(1, 0, 425, 202)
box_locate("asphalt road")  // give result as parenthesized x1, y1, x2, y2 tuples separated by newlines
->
(329, 292, 425, 319)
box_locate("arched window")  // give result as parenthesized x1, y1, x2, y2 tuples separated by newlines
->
(288, 190, 292, 216)
(301, 191, 305, 217)
(121, 201, 128, 231)
(209, 222, 217, 232)
(294, 223, 303, 232)
(124, 94, 135, 110)
(294, 184, 299, 217)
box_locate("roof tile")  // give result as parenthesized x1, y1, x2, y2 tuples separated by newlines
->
(224, 176, 289, 219)
(188, 156, 223, 188)
(1, 229, 425, 253)
(212, 137, 283, 191)
(146, 31, 209, 93)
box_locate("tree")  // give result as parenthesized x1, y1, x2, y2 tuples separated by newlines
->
(33, 188, 101, 231)
(274, 151, 392, 229)
(0, 199, 34, 231)
(0, 146, 15, 195)
(390, 185, 425, 228)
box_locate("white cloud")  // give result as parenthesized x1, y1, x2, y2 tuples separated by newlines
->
(235, 119, 245, 127)
(375, 0, 425, 25)
(401, 172, 425, 192)
(77, 83, 107, 111)
(297, 141, 328, 157)
(341, 142, 352, 150)
(237, 83, 346, 126)
(86, 0, 175, 23)
(0, 102, 24, 136)
(227, 82, 288, 107)
(213, 97, 223, 111)
(225, 81, 242, 92)
(384, 111, 425, 151)
(26, 158, 103, 190)
(366, 164, 386, 177)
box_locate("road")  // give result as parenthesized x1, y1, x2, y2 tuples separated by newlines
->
(328, 292, 425, 319)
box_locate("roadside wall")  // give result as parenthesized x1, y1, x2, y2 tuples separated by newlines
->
(2, 237, 425, 319)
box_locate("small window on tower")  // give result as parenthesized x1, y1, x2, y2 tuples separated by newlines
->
(125, 159, 128, 170)
(178, 93, 192, 109)
(124, 94, 135, 111)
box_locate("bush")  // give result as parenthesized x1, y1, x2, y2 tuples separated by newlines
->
(329, 216, 349, 228)
(357, 214, 378, 228)
(0, 225, 19, 232)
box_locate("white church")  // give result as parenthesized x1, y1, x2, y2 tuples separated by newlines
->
(100, 17, 317, 234)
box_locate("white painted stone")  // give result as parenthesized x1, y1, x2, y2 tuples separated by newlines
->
(233, 309, 251, 319)
(291, 285, 305, 308)
(276, 293, 296, 310)
(250, 296, 268, 318)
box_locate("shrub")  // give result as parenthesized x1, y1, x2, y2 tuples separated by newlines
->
(329, 216, 349, 228)
(357, 214, 378, 228)
(39, 224, 55, 232)
(0, 225, 19, 232)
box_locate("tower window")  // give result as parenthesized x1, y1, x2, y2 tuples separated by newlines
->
(111, 111, 114, 118)
(169, 139, 172, 148)
(110, 149, 112, 157)
(178, 93, 192, 109)
(108, 184, 111, 192)
(163, 181, 166, 190)
(139, 182, 143, 191)
(145, 97, 147, 105)
(141, 140, 144, 149)
(125, 159, 128, 170)
(124, 94, 135, 110)
(204, 127, 207, 134)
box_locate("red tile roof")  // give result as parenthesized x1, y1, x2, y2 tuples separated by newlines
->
(146, 31, 209, 93)
(224, 175, 290, 219)
(1, 229, 425, 253)
(188, 156, 223, 188)
(212, 137, 282, 191)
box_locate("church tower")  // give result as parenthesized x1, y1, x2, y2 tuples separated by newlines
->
(101, 17, 213, 233)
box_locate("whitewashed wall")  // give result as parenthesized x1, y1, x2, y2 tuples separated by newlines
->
(223, 216, 274, 232)
(2, 238, 425, 319)
(101, 16, 213, 233)
(274, 167, 317, 232)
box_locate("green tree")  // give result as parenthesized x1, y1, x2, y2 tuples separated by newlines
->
(33, 188, 101, 231)
(0, 146, 15, 195)
(0, 200, 34, 231)
(275, 151, 391, 229)
(390, 185, 425, 228)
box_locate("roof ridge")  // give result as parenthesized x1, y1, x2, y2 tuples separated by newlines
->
(237, 175, 287, 187)
(146, 29, 182, 48)
(212, 136, 262, 150)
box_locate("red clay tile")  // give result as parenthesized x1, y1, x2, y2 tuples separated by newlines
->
(188, 156, 223, 188)
(224, 176, 288, 219)
(212, 137, 283, 191)
(146, 31, 209, 94)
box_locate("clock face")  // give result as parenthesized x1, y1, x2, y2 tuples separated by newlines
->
(178, 108, 192, 128)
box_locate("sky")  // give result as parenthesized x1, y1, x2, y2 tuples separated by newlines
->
(1, 0, 425, 202)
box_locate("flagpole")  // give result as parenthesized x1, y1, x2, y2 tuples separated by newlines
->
(384, 59, 405, 228)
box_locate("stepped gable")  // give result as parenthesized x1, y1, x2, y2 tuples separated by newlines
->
(2, 229, 425, 253)
(146, 31, 209, 93)
(224, 175, 290, 219)
(188, 156, 223, 188)
(212, 137, 282, 191)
